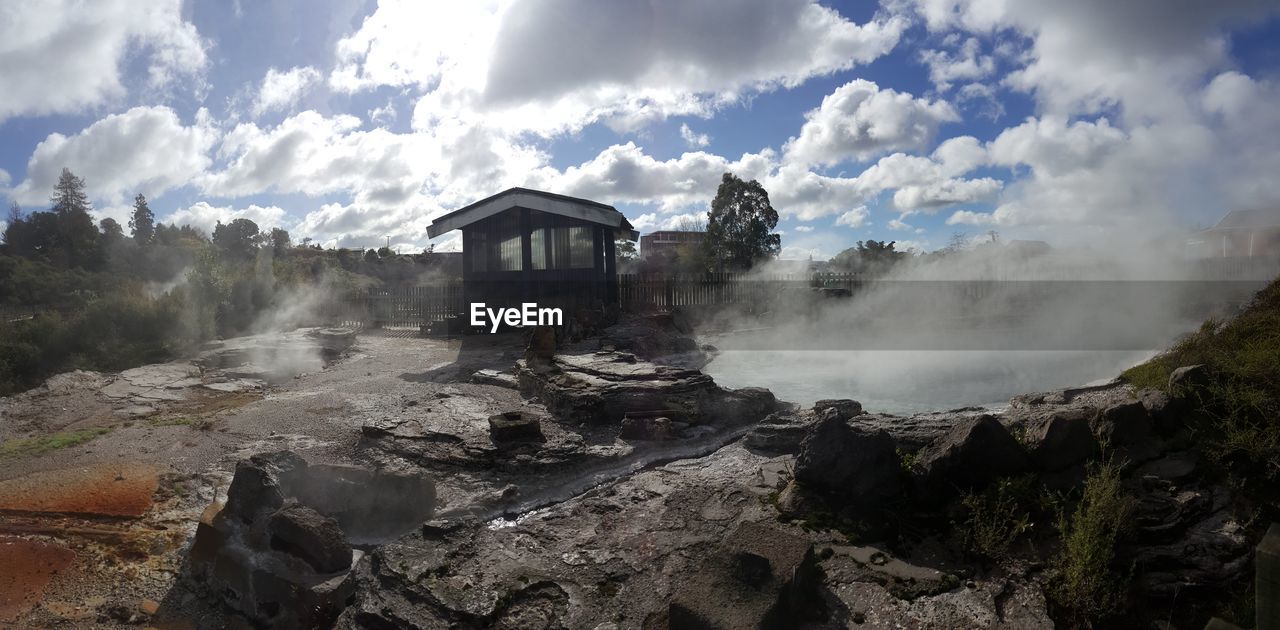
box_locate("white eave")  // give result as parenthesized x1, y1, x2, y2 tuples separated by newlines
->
(427, 188, 639, 241)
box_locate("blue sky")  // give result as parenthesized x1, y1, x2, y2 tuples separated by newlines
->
(2, 0, 1279, 257)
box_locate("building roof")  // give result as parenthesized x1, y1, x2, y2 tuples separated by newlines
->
(426, 187, 638, 240)
(1209, 208, 1280, 231)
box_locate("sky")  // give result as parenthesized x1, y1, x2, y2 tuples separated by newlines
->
(1, 0, 1279, 259)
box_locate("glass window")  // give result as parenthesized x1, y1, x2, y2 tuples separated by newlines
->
(568, 226, 594, 269)
(531, 228, 546, 270)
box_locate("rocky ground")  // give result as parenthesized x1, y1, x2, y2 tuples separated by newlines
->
(0, 315, 1251, 628)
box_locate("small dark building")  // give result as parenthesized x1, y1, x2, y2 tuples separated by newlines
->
(426, 188, 638, 317)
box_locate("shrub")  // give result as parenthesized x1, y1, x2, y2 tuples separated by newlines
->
(1050, 459, 1134, 623)
(956, 475, 1039, 560)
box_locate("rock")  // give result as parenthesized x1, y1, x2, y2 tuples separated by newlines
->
(1092, 401, 1160, 461)
(1023, 409, 1097, 472)
(794, 413, 902, 503)
(1129, 486, 1250, 597)
(668, 522, 822, 629)
(267, 503, 353, 574)
(1133, 451, 1199, 483)
(307, 327, 357, 354)
(222, 460, 285, 524)
(471, 369, 518, 388)
(619, 415, 674, 441)
(1168, 364, 1210, 397)
(813, 399, 863, 419)
(915, 415, 1029, 498)
(1137, 388, 1184, 436)
(744, 423, 810, 454)
(488, 411, 545, 443)
(138, 599, 160, 616)
(850, 408, 988, 452)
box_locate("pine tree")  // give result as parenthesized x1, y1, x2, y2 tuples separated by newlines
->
(130, 193, 155, 245)
(49, 168, 99, 268)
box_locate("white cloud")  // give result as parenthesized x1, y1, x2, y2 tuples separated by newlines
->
(782, 79, 958, 166)
(835, 206, 869, 228)
(254, 66, 322, 117)
(337, 0, 905, 138)
(165, 202, 289, 236)
(547, 142, 773, 213)
(0, 0, 207, 123)
(679, 123, 711, 148)
(887, 217, 912, 231)
(13, 106, 217, 206)
(919, 37, 994, 91)
(793, 225, 814, 232)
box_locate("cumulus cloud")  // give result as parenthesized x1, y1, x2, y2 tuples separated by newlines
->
(793, 225, 814, 232)
(13, 106, 217, 205)
(165, 202, 289, 236)
(253, 66, 322, 117)
(338, 0, 904, 137)
(782, 80, 958, 166)
(919, 37, 994, 91)
(835, 206, 869, 228)
(0, 0, 207, 123)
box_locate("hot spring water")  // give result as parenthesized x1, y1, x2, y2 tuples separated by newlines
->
(702, 347, 1155, 414)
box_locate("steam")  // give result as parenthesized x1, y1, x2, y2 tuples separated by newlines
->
(704, 242, 1273, 412)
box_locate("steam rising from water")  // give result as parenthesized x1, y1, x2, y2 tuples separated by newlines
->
(702, 243, 1273, 414)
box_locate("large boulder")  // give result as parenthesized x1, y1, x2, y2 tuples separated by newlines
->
(620, 415, 674, 441)
(1168, 364, 1210, 398)
(1091, 400, 1159, 461)
(794, 412, 902, 502)
(1137, 388, 1185, 436)
(914, 415, 1029, 498)
(267, 503, 353, 574)
(668, 522, 822, 629)
(1023, 409, 1097, 472)
(813, 399, 863, 419)
(744, 423, 810, 454)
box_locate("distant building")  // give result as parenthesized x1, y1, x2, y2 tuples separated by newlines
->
(640, 230, 704, 260)
(1188, 208, 1280, 258)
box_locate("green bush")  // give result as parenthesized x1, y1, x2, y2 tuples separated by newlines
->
(1050, 460, 1134, 623)
(956, 475, 1040, 560)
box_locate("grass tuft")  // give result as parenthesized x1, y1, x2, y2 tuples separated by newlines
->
(0, 426, 112, 458)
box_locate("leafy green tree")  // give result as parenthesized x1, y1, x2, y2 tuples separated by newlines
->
(212, 218, 261, 259)
(703, 173, 780, 271)
(377, 246, 394, 258)
(99, 217, 124, 242)
(129, 194, 155, 244)
(49, 168, 99, 268)
(270, 227, 291, 256)
(830, 240, 907, 275)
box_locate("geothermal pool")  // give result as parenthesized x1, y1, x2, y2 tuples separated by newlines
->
(702, 348, 1155, 415)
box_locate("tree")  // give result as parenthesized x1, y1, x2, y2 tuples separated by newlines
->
(615, 239, 638, 262)
(270, 227, 291, 255)
(129, 194, 155, 244)
(377, 246, 394, 258)
(703, 173, 780, 271)
(99, 217, 124, 241)
(212, 218, 262, 258)
(830, 240, 907, 275)
(49, 168, 99, 268)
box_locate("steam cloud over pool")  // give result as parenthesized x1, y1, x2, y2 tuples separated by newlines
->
(703, 348, 1155, 414)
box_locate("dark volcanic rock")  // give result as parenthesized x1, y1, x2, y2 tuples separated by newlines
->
(1024, 409, 1097, 472)
(668, 522, 822, 629)
(915, 415, 1029, 498)
(268, 503, 353, 574)
(744, 423, 810, 454)
(794, 413, 902, 502)
(813, 398, 863, 419)
(525, 325, 557, 362)
(1092, 400, 1160, 461)
(222, 460, 285, 524)
(1168, 364, 1210, 397)
(850, 409, 986, 452)
(1137, 388, 1184, 436)
(488, 410, 545, 443)
(620, 415, 674, 440)
(516, 351, 775, 426)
